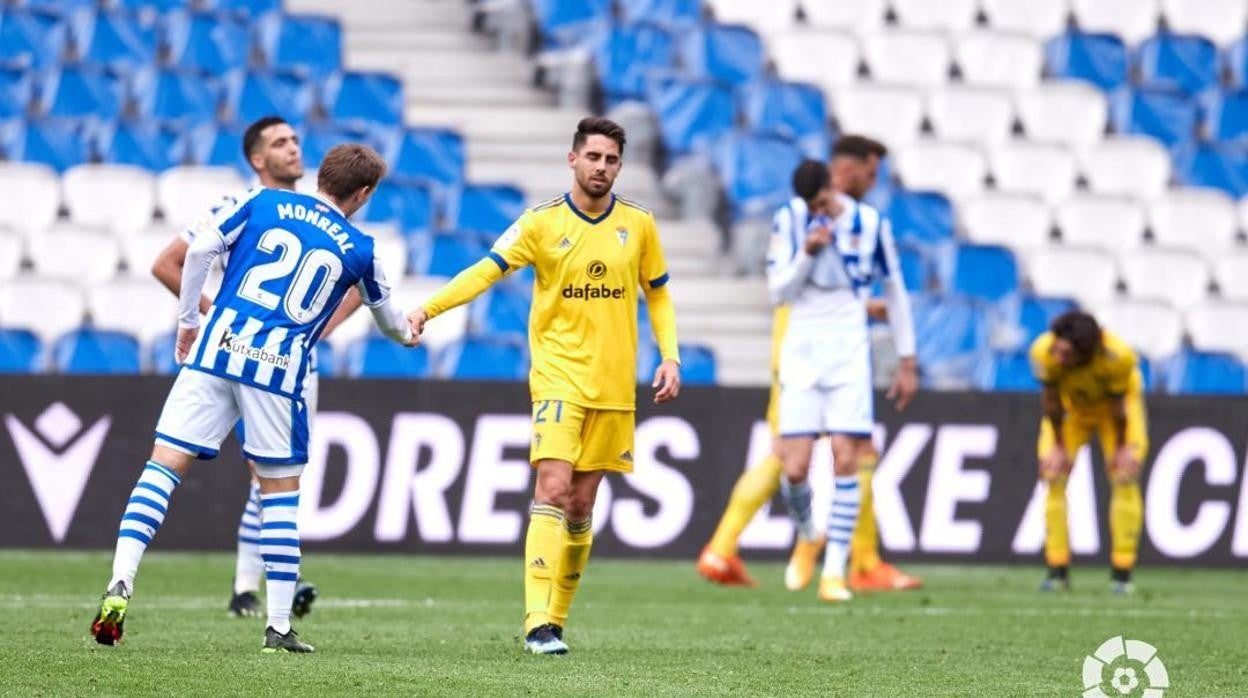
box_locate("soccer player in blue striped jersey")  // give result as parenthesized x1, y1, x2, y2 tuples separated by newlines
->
(91, 144, 419, 653)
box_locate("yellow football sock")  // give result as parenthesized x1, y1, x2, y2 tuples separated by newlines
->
(850, 455, 881, 573)
(1045, 476, 1071, 567)
(707, 453, 783, 558)
(523, 504, 564, 633)
(548, 517, 593, 629)
(1109, 481, 1143, 571)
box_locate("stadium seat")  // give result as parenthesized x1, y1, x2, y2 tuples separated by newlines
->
(156, 166, 245, 228)
(437, 337, 528, 380)
(1109, 87, 1199, 147)
(1080, 137, 1172, 198)
(450, 184, 525, 236)
(1135, 33, 1219, 94)
(1163, 0, 1247, 47)
(469, 286, 530, 339)
(146, 330, 179, 375)
(0, 162, 59, 235)
(1055, 194, 1145, 253)
(394, 277, 468, 353)
(1213, 251, 1248, 300)
(1228, 37, 1248, 88)
(370, 234, 408, 288)
(2, 118, 90, 173)
(379, 127, 465, 187)
(162, 10, 249, 75)
(863, 29, 951, 88)
(1070, 0, 1159, 45)
(180, 121, 249, 175)
(960, 194, 1052, 252)
(1013, 295, 1077, 346)
(1044, 31, 1130, 91)
(886, 190, 955, 247)
(344, 336, 430, 378)
(712, 131, 804, 219)
(956, 31, 1043, 89)
(91, 120, 181, 172)
(949, 244, 1019, 302)
(593, 22, 677, 104)
(1027, 247, 1118, 308)
(128, 68, 221, 125)
(989, 142, 1076, 205)
(1163, 348, 1246, 394)
(1185, 302, 1248, 357)
(0, 277, 85, 343)
(0, 8, 67, 69)
(1016, 81, 1108, 152)
(300, 122, 366, 171)
(1200, 88, 1248, 146)
(53, 328, 140, 375)
(676, 344, 718, 385)
(210, 0, 282, 18)
(0, 67, 34, 119)
(1120, 248, 1210, 309)
(1147, 188, 1238, 261)
(740, 81, 829, 158)
(894, 141, 986, 203)
(680, 23, 765, 86)
(802, 0, 886, 36)
(361, 180, 435, 235)
(704, 0, 797, 35)
(86, 277, 176, 345)
(68, 9, 158, 70)
(28, 226, 121, 284)
(1172, 142, 1248, 198)
(925, 86, 1014, 148)
(38, 66, 123, 120)
(419, 232, 488, 278)
(62, 164, 157, 236)
(120, 228, 173, 277)
(1095, 298, 1184, 359)
(528, 0, 611, 47)
(911, 294, 989, 388)
(647, 78, 735, 155)
(254, 12, 342, 79)
(973, 350, 1039, 391)
(980, 0, 1068, 41)
(895, 244, 929, 292)
(0, 328, 41, 373)
(890, 0, 977, 33)
(618, 0, 702, 28)
(769, 29, 860, 96)
(221, 70, 315, 125)
(321, 71, 404, 129)
(829, 85, 924, 151)
(0, 232, 20, 282)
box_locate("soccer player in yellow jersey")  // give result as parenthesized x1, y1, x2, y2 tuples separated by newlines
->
(1029, 311, 1146, 594)
(412, 117, 681, 655)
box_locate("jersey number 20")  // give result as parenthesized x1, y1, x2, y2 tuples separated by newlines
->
(238, 228, 343, 323)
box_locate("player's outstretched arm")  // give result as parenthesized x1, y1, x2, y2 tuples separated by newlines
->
(417, 257, 506, 326)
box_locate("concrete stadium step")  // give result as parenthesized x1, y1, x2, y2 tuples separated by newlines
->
(405, 83, 553, 109)
(682, 335, 772, 386)
(659, 218, 722, 255)
(670, 278, 769, 311)
(467, 160, 662, 206)
(676, 308, 772, 336)
(287, 0, 472, 28)
(405, 105, 587, 142)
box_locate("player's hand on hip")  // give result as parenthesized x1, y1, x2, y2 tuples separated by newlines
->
(1039, 447, 1071, 482)
(803, 225, 831, 255)
(1111, 446, 1140, 483)
(175, 326, 199, 364)
(653, 359, 681, 404)
(887, 357, 919, 411)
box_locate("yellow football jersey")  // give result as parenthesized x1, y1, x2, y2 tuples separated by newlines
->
(1029, 330, 1143, 414)
(489, 193, 670, 411)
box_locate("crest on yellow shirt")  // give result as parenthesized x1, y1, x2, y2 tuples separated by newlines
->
(616, 227, 628, 247)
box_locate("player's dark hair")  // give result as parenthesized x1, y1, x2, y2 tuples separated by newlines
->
(572, 117, 627, 155)
(832, 135, 888, 161)
(1051, 311, 1103, 361)
(242, 116, 288, 159)
(317, 144, 387, 200)
(792, 159, 830, 203)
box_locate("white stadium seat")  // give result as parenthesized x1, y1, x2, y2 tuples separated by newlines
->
(1056, 195, 1145, 254)
(28, 226, 121, 284)
(926, 86, 1015, 147)
(371, 235, 409, 289)
(770, 29, 860, 93)
(1016, 81, 1108, 152)
(802, 0, 887, 36)
(1162, 0, 1248, 46)
(889, 0, 978, 33)
(1095, 299, 1184, 359)
(980, 0, 1068, 41)
(1028, 247, 1119, 308)
(156, 166, 247, 229)
(62, 164, 156, 236)
(955, 31, 1043, 89)
(1186, 302, 1248, 357)
(1081, 137, 1172, 199)
(0, 163, 60, 237)
(122, 228, 178, 276)
(1213, 252, 1248, 301)
(1120, 248, 1210, 309)
(831, 84, 925, 150)
(960, 193, 1052, 252)
(394, 277, 466, 352)
(895, 140, 987, 202)
(87, 277, 178, 345)
(989, 142, 1076, 205)
(1147, 188, 1239, 262)
(706, 0, 798, 34)
(0, 231, 22, 281)
(0, 277, 85, 343)
(863, 30, 951, 88)
(1071, 0, 1160, 44)
(1240, 196, 1248, 235)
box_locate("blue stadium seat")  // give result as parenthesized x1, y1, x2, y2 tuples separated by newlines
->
(419, 232, 488, 277)
(593, 22, 676, 105)
(647, 78, 735, 155)
(321, 71, 403, 128)
(39, 66, 123, 119)
(886, 190, 954, 247)
(1228, 36, 1248, 89)
(0, 329, 41, 373)
(0, 8, 67, 69)
(380, 127, 465, 187)
(740, 80, 829, 158)
(54, 329, 141, 375)
(0, 67, 33, 118)
(950, 244, 1019, 303)
(912, 294, 990, 387)
(114, 0, 189, 11)
(162, 11, 249, 75)
(973, 350, 1039, 392)
(361, 180, 435, 234)
(24, 0, 95, 11)
(129, 68, 220, 125)
(314, 340, 336, 377)
(1045, 31, 1129, 91)
(209, 0, 282, 18)
(1109, 87, 1198, 147)
(1137, 355, 1154, 392)
(345, 336, 429, 378)
(529, 0, 611, 48)
(1172, 142, 1248, 197)
(619, 0, 702, 27)
(1015, 295, 1076, 346)
(712, 131, 803, 219)
(438, 337, 528, 380)
(254, 12, 342, 79)
(1164, 349, 1246, 394)
(450, 184, 526, 236)
(8, 119, 89, 171)
(301, 122, 368, 169)
(469, 286, 531, 338)
(638, 341, 716, 385)
(182, 121, 249, 175)
(68, 9, 158, 70)
(222, 70, 314, 125)
(680, 24, 764, 86)
(1199, 89, 1248, 146)
(895, 244, 928, 293)
(147, 331, 178, 375)
(93, 119, 181, 171)
(1135, 33, 1218, 95)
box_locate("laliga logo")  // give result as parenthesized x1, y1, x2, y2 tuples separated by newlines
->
(1082, 636, 1169, 697)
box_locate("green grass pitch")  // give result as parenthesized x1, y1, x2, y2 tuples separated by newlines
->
(2, 550, 1245, 696)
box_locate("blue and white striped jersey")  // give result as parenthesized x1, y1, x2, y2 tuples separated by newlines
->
(181, 188, 393, 398)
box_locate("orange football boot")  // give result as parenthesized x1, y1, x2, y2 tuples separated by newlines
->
(696, 546, 759, 587)
(848, 562, 923, 592)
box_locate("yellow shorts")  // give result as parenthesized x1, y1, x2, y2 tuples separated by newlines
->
(530, 400, 635, 473)
(1036, 391, 1150, 465)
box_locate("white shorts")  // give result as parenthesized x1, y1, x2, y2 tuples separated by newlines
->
(777, 378, 874, 438)
(155, 368, 309, 478)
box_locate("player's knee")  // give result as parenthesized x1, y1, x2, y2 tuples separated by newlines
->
(148, 444, 193, 477)
(534, 474, 572, 510)
(565, 495, 594, 522)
